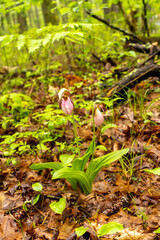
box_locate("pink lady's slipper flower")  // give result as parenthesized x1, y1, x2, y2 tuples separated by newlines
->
(94, 104, 104, 127)
(58, 88, 74, 115)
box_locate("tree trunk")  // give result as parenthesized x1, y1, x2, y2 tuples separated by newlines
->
(12, 12, 17, 25)
(103, 0, 119, 18)
(28, 8, 33, 28)
(41, 0, 59, 25)
(5, 12, 11, 25)
(34, 6, 41, 28)
(0, 16, 5, 32)
(17, 9, 28, 33)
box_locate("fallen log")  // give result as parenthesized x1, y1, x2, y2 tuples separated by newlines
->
(101, 42, 160, 97)
(101, 63, 160, 97)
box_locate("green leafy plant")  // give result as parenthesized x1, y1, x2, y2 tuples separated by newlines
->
(136, 209, 149, 229)
(30, 89, 129, 195)
(54, 147, 128, 195)
(32, 182, 43, 205)
(75, 222, 123, 238)
(0, 93, 33, 127)
(30, 140, 128, 195)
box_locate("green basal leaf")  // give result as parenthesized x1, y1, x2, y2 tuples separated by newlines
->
(59, 154, 75, 166)
(10, 143, 21, 150)
(98, 222, 123, 237)
(66, 178, 78, 191)
(75, 226, 89, 237)
(87, 148, 129, 184)
(30, 162, 63, 171)
(52, 168, 91, 195)
(50, 198, 66, 214)
(72, 140, 94, 171)
(144, 168, 160, 175)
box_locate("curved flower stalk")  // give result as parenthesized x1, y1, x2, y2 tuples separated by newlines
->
(91, 103, 105, 162)
(58, 88, 80, 157)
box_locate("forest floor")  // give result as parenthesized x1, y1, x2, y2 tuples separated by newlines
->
(0, 69, 160, 240)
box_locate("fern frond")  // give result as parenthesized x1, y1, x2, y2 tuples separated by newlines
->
(52, 31, 84, 43)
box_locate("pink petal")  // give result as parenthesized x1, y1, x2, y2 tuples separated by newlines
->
(94, 108, 104, 126)
(61, 97, 74, 115)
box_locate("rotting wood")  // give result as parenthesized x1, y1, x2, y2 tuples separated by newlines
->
(101, 42, 160, 97)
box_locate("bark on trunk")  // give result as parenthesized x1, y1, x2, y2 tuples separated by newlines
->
(41, 0, 59, 25)
(17, 9, 28, 33)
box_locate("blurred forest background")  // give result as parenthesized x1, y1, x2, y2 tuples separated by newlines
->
(1, 0, 160, 76)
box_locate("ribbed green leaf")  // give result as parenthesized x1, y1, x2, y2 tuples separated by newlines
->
(72, 140, 94, 171)
(144, 168, 160, 175)
(87, 148, 129, 183)
(52, 168, 91, 195)
(30, 162, 63, 171)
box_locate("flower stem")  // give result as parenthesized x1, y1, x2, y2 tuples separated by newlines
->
(91, 103, 96, 162)
(72, 111, 80, 157)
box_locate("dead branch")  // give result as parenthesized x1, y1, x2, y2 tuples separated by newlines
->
(129, 43, 152, 53)
(92, 53, 106, 65)
(85, 10, 145, 43)
(103, 64, 160, 97)
(101, 42, 160, 97)
(130, 42, 160, 67)
(92, 53, 117, 66)
(129, 43, 160, 55)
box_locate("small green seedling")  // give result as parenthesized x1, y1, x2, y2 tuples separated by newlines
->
(49, 198, 66, 214)
(32, 182, 43, 205)
(98, 222, 123, 237)
(75, 226, 89, 237)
